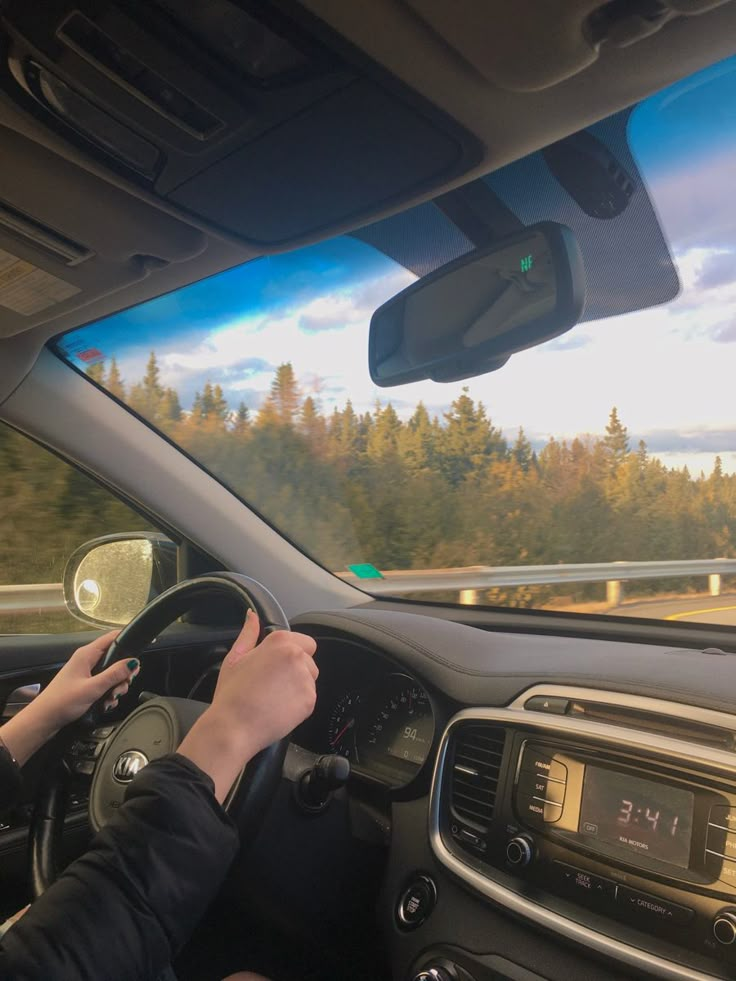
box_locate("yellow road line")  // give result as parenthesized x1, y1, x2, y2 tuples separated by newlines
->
(666, 604, 736, 621)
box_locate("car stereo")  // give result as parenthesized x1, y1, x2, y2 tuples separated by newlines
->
(433, 693, 736, 980)
(512, 741, 735, 889)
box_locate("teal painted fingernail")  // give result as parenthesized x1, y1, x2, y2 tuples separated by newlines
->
(127, 659, 139, 671)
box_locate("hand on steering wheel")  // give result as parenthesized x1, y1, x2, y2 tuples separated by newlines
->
(30, 572, 317, 899)
(0, 633, 139, 768)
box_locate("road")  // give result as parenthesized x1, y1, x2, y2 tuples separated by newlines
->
(611, 593, 736, 625)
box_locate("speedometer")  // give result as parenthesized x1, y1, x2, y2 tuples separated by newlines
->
(356, 674, 434, 784)
(326, 691, 360, 759)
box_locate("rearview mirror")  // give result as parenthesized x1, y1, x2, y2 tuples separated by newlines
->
(369, 221, 585, 385)
(63, 533, 177, 628)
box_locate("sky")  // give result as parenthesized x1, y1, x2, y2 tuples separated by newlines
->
(57, 54, 736, 476)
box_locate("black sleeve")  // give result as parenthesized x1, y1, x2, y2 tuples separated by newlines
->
(0, 754, 239, 981)
(0, 738, 22, 814)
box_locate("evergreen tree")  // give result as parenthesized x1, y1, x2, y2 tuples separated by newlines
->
(264, 363, 301, 425)
(512, 427, 534, 473)
(159, 388, 182, 423)
(440, 388, 507, 484)
(233, 402, 251, 436)
(604, 407, 629, 473)
(212, 385, 229, 421)
(85, 361, 105, 384)
(107, 358, 125, 400)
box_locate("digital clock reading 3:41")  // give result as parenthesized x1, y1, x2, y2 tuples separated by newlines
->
(617, 800, 680, 836)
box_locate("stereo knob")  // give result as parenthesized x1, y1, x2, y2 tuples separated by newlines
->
(713, 910, 736, 946)
(506, 835, 534, 868)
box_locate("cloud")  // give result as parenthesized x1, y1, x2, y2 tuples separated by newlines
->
(710, 319, 736, 343)
(542, 333, 591, 352)
(644, 150, 736, 252)
(696, 251, 736, 291)
(297, 269, 413, 333)
(298, 294, 367, 333)
(633, 428, 736, 453)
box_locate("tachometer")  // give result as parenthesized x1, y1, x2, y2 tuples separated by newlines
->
(327, 691, 360, 760)
(357, 675, 434, 783)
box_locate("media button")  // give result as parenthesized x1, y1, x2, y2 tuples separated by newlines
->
(617, 886, 693, 926)
(515, 794, 545, 828)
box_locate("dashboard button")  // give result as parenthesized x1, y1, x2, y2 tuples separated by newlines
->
(555, 863, 616, 902)
(542, 778, 566, 806)
(524, 695, 570, 715)
(707, 825, 736, 860)
(515, 793, 545, 827)
(517, 771, 566, 808)
(516, 793, 562, 825)
(710, 806, 736, 832)
(705, 849, 736, 887)
(521, 749, 568, 784)
(397, 874, 437, 929)
(617, 886, 693, 926)
(517, 771, 548, 799)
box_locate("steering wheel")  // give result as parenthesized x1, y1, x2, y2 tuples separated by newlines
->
(30, 572, 291, 899)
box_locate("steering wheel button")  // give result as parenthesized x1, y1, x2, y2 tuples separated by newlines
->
(397, 874, 437, 929)
(92, 726, 115, 740)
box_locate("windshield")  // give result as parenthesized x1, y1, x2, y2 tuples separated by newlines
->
(55, 55, 736, 626)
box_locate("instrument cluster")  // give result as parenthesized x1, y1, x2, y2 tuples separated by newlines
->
(293, 641, 435, 788)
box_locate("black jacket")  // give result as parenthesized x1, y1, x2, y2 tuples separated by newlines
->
(0, 754, 239, 981)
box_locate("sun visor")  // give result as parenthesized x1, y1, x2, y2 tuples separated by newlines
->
(0, 127, 205, 339)
(403, 0, 732, 91)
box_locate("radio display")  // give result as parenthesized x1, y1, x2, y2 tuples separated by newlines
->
(579, 766, 694, 869)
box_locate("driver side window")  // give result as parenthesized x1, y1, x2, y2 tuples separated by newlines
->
(0, 421, 157, 635)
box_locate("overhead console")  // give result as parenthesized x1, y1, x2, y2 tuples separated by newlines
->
(430, 687, 736, 980)
(0, 0, 480, 246)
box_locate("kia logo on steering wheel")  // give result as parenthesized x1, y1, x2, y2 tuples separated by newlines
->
(113, 749, 149, 783)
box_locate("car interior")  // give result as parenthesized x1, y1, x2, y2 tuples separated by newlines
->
(2, 2, 736, 980)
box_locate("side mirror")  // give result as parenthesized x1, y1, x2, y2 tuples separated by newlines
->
(369, 221, 585, 386)
(63, 533, 178, 628)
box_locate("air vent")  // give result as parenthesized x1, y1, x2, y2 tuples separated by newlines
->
(449, 724, 506, 831)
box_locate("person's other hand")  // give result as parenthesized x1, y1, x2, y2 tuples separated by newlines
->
(33, 631, 140, 728)
(178, 610, 318, 801)
(1, 632, 140, 766)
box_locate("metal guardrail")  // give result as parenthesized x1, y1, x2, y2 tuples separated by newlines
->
(340, 558, 736, 598)
(0, 583, 67, 614)
(3, 558, 736, 615)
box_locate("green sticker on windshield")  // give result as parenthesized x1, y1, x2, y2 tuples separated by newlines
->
(348, 563, 384, 580)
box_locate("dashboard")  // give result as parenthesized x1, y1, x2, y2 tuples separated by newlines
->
(293, 638, 436, 788)
(269, 607, 736, 981)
